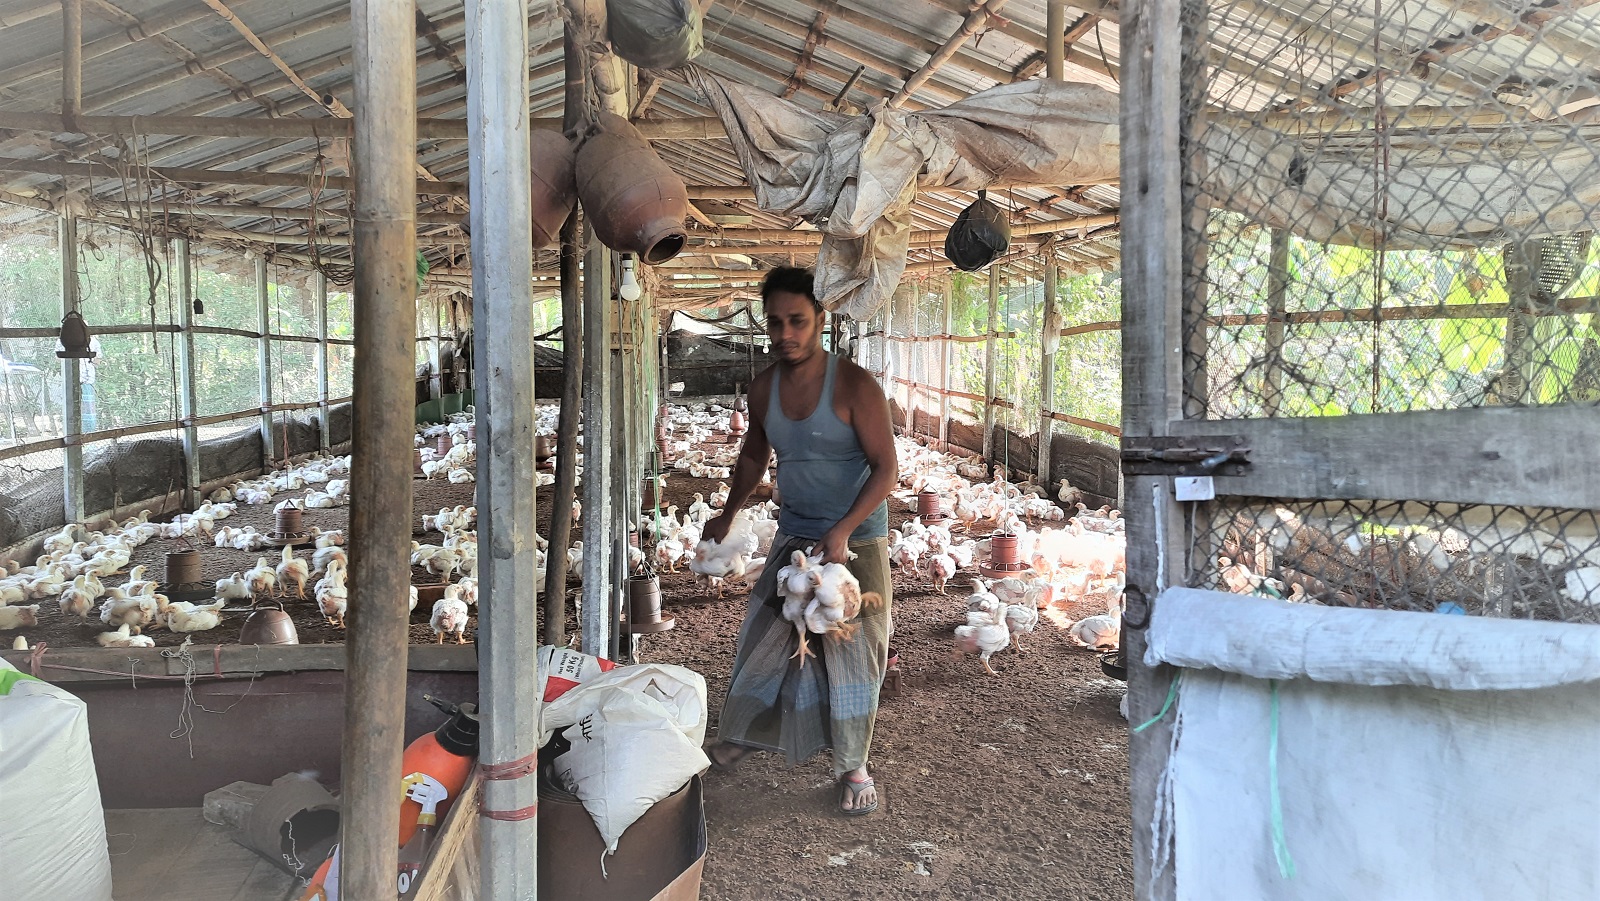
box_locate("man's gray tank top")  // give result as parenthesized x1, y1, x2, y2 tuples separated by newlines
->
(765, 352, 889, 542)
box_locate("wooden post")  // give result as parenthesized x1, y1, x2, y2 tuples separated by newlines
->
(1037, 257, 1057, 483)
(1121, 0, 1189, 897)
(254, 255, 273, 468)
(341, 1, 417, 898)
(982, 267, 998, 462)
(1501, 239, 1539, 405)
(175, 238, 201, 506)
(581, 233, 614, 658)
(1262, 227, 1290, 416)
(61, 0, 81, 128)
(609, 277, 627, 662)
(940, 277, 952, 450)
(315, 272, 330, 452)
(428, 295, 443, 400)
(59, 213, 84, 524)
(1046, 0, 1066, 80)
(464, 0, 541, 894)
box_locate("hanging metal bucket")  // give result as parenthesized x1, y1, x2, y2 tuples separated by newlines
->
(628, 574, 674, 633)
(732, 392, 748, 413)
(413, 447, 424, 474)
(239, 601, 299, 646)
(269, 506, 307, 547)
(641, 475, 665, 510)
(575, 113, 689, 265)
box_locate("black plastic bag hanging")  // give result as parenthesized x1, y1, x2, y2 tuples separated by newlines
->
(943, 190, 1011, 272)
(607, 0, 704, 70)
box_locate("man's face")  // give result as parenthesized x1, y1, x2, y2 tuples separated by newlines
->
(765, 290, 822, 366)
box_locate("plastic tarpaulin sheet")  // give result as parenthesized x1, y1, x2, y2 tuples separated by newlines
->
(692, 70, 1119, 319)
(1143, 589, 1600, 901)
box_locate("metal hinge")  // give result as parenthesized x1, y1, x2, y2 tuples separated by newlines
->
(1120, 436, 1251, 476)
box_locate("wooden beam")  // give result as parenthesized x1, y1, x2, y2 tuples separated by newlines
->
(0, 110, 728, 140)
(0, 155, 466, 195)
(782, 9, 832, 100)
(1172, 406, 1600, 509)
(198, 0, 351, 116)
(0, 3, 213, 94)
(83, 0, 279, 117)
(61, 0, 81, 125)
(0, 2, 56, 29)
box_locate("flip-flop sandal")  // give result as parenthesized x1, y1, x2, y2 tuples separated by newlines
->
(839, 775, 880, 817)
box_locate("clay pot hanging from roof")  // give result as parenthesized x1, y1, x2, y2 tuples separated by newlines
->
(529, 128, 579, 249)
(575, 113, 689, 265)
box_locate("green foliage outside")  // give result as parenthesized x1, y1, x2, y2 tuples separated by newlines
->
(0, 227, 354, 439)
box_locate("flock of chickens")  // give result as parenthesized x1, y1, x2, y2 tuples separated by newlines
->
(645, 403, 1130, 676)
(3, 398, 1129, 674)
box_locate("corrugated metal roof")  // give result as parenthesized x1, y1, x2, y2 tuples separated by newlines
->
(0, 0, 1593, 290)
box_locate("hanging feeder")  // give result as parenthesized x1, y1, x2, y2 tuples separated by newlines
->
(55, 310, 95, 359)
(575, 113, 689, 265)
(268, 505, 308, 547)
(159, 548, 215, 602)
(535, 435, 556, 469)
(979, 531, 1031, 579)
(916, 488, 949, 523)
(627, 573, 674, 633)
(728, 408, 747, 437)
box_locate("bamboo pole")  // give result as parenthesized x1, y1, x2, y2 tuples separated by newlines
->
(59, 212, 84, 524)
(543, 22, 585, 646)
(316, 272, 330, 452)
(1262, 227, 1290, 416)
(982, 267, 998, 462)
(176, 238, 200, 506)
(340, 0, 417, 898)
(254, 255, 274, 469)
(940, 276, 952, 450)
(580, 228, 615, 658)
(1046, 0, 1066, 80)
(890, 0, 1011, 108)
(61, 0, 81, 127)
(0, 110, 723, 140)
(1037, 257, 1057, 483)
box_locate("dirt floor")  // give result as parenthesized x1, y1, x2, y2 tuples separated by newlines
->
(6, 433, 1134, 900)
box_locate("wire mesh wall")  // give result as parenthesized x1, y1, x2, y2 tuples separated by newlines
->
(1176, 0, 1600, 621)
(1188, 497, 1600, 615)
(0, 214, 356, 549)
(1186, 0, 1600, 420)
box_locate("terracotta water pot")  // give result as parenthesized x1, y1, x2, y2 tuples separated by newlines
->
(529, 128, 579, 249)
(535, 435, 556, 462)
(989, 532, 1022, 567)
(728, 409, 747, 436)
(240, 602, 299, 646)
(436, 435, 452, 457)
(575, 113, 689, 264)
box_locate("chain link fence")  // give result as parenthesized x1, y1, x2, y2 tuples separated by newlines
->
(1180, 0, 1600, 610)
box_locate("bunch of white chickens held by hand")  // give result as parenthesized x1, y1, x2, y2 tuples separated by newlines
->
(686, 510, 769, 598)
(775, 548, 883, 668)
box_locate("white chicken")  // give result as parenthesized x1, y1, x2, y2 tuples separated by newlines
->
(1003, 602, 1040, 652)
(100, 592, 159, 633)
(58, 574, 101, 622)
(97, 623, 156, 649)
(246, 557, 277, 596)
(159, 600, 227, 633)
(1067, 600, 1122, 651)
(687, 493, 712, 524)
(430, 592, 471, 644)
(216, 572, 253, 602)
(776, 550, 881, 668)
(315, 560, 349, 627)
(689, 513, 754, 597)
(312, 545, 347, 576)
(922, 551, 957, 595)
(276, 546, 310, 599)
(0, 605, 41, 629)
(955, 603, 1012, 676)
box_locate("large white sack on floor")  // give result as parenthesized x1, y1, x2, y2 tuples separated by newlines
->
(541, 662, 709, 747)
(1144, 589, 1600, 901)
(0, 659, 114, 901)
(547, 671, 710, 856)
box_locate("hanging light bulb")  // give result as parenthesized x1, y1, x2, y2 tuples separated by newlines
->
(618, 253, 642, 302)
(192, 297, 205, 316)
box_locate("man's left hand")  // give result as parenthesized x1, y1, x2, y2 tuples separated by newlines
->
(817, 526, 852, 566)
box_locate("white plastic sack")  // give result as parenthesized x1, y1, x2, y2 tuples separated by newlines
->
(1144, 589, 1600, 901)
(537, 645, 617, 702)
(0, 659, 114, 901)
(542, 665, 711, 856)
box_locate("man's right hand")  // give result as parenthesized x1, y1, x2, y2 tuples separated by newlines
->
(701, 511, 734, 545)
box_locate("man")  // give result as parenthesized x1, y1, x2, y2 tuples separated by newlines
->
(701, 266, 898, 816)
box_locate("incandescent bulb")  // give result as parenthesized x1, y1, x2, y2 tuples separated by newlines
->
(619, 254, 642, 301)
